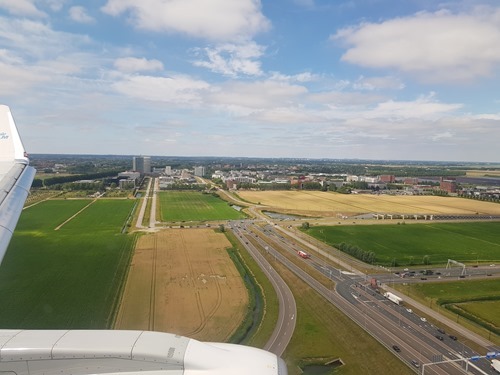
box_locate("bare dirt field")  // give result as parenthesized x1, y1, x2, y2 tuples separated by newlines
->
(238, 191, 500, 217)
(114, 229, 248, 342)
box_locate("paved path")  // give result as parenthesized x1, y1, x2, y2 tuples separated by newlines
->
(135, 178, 152, 229)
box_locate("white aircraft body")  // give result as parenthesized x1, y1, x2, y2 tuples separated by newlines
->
(0, 105, 287, 375)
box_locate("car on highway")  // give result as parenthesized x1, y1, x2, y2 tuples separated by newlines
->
(435, 335, 444, 341)
(437, 328, 445, 334)
(420, 317, 427, 322)
(392, 345, 401, 352)
(449, 335, 458, 341)
(411, 360, 420, 368)
(406, 308, 412, 313)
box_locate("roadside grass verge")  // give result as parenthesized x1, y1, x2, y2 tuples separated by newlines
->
(272, 259, 412, 375)
(0, 199, 137, 329)
(159, 191, 246, 221)
(396, 279, 500, 344)
(306, 222, 500, 266)
(224, 231, 279, 348)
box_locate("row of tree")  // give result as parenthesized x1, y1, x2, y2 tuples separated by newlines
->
(34, 170, 121, 187)
(336, 242, 376, 264)
(161, 183, 206, 191)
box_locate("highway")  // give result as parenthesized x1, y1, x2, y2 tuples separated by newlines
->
(231, 222, 296, 357)
(231, 219, 500, 375)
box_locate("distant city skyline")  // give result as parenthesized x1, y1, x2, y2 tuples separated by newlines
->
(1, 1, 499, 162)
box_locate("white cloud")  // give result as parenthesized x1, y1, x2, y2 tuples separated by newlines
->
(69, 6, 95, 24)
(353, 75, 405, 91)
(269, 71, 319, 83)
(365, 93, 462, 119)
(209, 80, 308, 112)
(310, 90, 386, 107)
(113, 74, 210, 104)
(0, 16, 92, 60)
(0, 61, 49, 95)
(44, 0, 66, 12)
(192, 42, 264, 77)
(249, 107, 324, 124)
(0, 0, 46, 17)
(431, 131, 454, 141)
(332, 7, 500, 82)
(114, 57, 164, 73)
(101, 0, 270, 42)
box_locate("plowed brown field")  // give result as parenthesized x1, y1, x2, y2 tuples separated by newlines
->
(239, 191, 500, 217)
(114, 229, 248, 342)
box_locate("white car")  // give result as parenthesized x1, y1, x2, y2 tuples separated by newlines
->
(406, 308, 412, 313)
(420, 317, 427, 322)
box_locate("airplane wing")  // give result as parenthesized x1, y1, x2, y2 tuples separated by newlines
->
(0, 105, 36, 264)
(0, 105, 288, 375)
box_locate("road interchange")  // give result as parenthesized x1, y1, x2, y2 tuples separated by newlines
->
(230, 218, 500, 375)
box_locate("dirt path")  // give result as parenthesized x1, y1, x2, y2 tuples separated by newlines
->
(54, 199, 96, 230)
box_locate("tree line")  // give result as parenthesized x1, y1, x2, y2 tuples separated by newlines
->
(336, 242, 376, 264)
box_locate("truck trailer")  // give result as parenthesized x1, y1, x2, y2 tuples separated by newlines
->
(383, 292, 403, 305)
(492, 359, 500, 373)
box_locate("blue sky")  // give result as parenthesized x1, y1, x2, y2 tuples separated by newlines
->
(1, 0, 499, 162)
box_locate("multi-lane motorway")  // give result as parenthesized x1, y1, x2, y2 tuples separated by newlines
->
(230, 219, 500, 374)
(232, 223, 296, 356)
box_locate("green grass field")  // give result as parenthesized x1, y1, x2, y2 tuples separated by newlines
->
(0, 199, 136, 329)
(399, 279, 500, 338)
(159, 191, 246, 221)
(307, 222, 500, 266)
(457, 300, 500, 329)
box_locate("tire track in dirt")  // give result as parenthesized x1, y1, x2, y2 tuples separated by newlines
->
(180, 231, 206, 336)
(186, 243, 223, 337)
(149, 234, 157, 330)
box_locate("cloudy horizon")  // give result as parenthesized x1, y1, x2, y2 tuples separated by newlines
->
(1, 1, 499, 162)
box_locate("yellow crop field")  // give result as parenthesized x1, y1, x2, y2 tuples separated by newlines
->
(466, 170, 500, 177)
(115, 229, 248, 342)
(238, 190, 500, 216)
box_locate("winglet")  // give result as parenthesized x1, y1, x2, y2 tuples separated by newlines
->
(0, 105, 30, 165)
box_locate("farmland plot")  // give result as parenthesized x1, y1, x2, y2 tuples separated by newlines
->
(115, 229, 248, 342)
(237, 191, 500, 216)
(159, 191, 245, 221)
(0, 199, 136, 329)
(308, 222, 500, 266)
